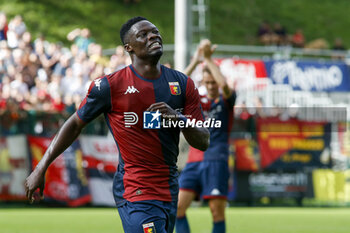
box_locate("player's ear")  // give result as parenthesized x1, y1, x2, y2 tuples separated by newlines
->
(124, 43, 133, 53)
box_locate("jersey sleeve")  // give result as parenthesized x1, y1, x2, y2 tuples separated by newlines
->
(77, 76, 112, 123)
(183, 77, 204, 121)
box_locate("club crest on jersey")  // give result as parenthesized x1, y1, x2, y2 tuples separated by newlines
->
(169, 82, 181, 95)
(142, 222, 156, 233)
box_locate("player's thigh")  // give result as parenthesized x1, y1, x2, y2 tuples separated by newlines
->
(200, 160, 229, 199)
(177, 189, 196, 216)
(118, 201, 168, 233)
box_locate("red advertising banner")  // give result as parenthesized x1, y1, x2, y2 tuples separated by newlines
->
(27, 136, 90, 206)
(190, 58, 268, 91)
(233, 139, 259, 172)
(257, 118, 331, 170)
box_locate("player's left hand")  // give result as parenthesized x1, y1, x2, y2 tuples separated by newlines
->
(146, 102, 179, 120)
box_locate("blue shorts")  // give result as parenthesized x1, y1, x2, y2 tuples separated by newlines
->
(117, 200, 177, 233)
(179, 160, 229, 200)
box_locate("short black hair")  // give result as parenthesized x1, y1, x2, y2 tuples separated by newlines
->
(120, 16, 148, 44)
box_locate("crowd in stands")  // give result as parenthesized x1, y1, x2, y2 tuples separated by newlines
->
(257, 21, 347, 53)
(0, 13, 349, 120)
(0, 12, 131, 118)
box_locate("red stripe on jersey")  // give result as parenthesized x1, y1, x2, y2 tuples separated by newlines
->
(106, 67, 172, 202)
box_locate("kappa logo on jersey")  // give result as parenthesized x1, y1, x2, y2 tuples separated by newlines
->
(143, 110, 161, 129)
(124, 112, 138, 127)
(124, 86, 139, 94)
(94, 78, 102, 90)
(142, 222, 156, 233)
(169, 82, 181, 95)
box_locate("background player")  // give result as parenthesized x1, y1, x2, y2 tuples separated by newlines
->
(176, 39, 236, 233)
(25, 16, 209, 233)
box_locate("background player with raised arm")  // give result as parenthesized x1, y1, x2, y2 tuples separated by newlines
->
(25, 16, 209, 233)
(176, 39, 236, 233)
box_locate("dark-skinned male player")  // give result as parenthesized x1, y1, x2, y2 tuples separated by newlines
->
(25, 17, 209, 233)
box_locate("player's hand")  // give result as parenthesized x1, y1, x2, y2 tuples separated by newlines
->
(200, 39, 217, 59)
(25, 168, 45, 204)
(192, 44, 204, 64)
(146, 102, 178, 120)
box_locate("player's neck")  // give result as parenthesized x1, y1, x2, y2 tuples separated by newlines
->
(132, 60, 161, 79)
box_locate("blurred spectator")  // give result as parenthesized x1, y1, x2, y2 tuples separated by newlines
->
(332, 37, 346, 51)
(53, 53, 71, 77)
(273, 22, 287, 45)
(7, 15, 26, 48)
(332, 38, 346, 60)
(0, 12, 8, 41)
(257, 21, 278, 45)
(292, 29, 305, 48)
(106, 45, 131, 73)
(89, 43, 109, 66)
(67, 28, 94, 53)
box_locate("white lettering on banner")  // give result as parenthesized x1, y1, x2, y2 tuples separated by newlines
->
(271, 61, 343, 91)
(249, 173, 307, 186)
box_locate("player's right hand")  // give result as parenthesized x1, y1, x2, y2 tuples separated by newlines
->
(25, 168, 45, 204)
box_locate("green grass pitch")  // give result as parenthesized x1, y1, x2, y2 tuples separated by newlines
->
(1, 207, 350, 233)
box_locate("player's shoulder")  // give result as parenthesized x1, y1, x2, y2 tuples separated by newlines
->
(105, 66, 130, 82)
(162, 65, 189, 82)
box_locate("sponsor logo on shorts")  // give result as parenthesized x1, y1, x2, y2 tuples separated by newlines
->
(143, 222, 156, 233)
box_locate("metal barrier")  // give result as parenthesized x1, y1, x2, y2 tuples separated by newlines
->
(104, 44, 349, 61)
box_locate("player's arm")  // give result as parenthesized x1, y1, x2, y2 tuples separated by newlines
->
(25, 113, 86, 203)
(25, 76, 111, 203)
(67, 28, 81, 41)
(181, 124, 210, 151)
(202, 39, 232, 99)
(183, 43, 203, 76)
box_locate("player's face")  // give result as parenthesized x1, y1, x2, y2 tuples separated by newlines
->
(126, 20, 163, 59)
(203, 72, 219, 98)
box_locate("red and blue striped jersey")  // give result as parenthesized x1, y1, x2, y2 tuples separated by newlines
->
(187, 93, 236, 162)
(77, 65, 204, 206)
